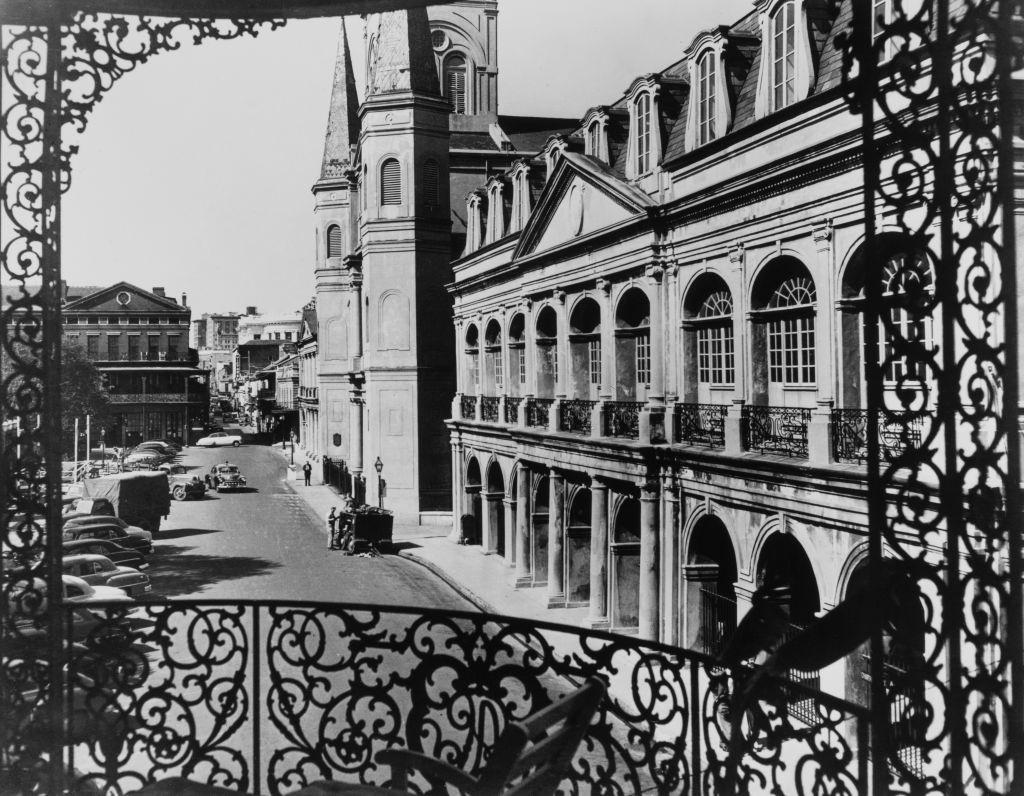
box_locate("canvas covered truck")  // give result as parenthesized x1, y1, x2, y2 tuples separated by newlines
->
(81, 471, 171, 533)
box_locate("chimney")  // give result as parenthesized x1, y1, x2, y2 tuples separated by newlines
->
(246, 306, 257, 316)
(181, 293, 188, 307)
(152, 287, 166, 297)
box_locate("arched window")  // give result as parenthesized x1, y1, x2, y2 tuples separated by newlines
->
(508, 313, 526, 391)
(444, 53, 467, 114)
(635, 92, 652, 174)
(767, 275, 816, 385)
(697, 49, 717, 145)
(535, 306, 558, 397)
(696, 290, 734, 386)
(326, 224, 343, 258)
(485, 319, 502, 392)
(423, 158, 440, 207)
(380, 158, 402, 206)
(586, 121, 601, 160)
(615, 288, 651, 399)
(881, 250, 934, 384)
(770, 1, 797, 111)
(464, 324, 480, 394)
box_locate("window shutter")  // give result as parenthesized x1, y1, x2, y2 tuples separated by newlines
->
(423, 159, 439, 206)
(326, 225, 343, 257)
(380, 159, 402, 206)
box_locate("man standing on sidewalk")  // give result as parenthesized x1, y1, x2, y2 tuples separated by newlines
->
(302, 460, 312, 486)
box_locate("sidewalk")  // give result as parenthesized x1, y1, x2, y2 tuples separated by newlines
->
(279, 445, 589, 628)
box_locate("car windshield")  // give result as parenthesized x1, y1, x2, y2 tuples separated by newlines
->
(96, 559, 116, 572)
(211, 433, 225, 438)
(170, 466, 187, 474)
(218, 466, 239, 474)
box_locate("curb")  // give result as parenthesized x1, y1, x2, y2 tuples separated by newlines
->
(397, 549, 493, 614)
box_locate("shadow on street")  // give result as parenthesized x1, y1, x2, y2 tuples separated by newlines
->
(147, 544, 283, 596)
(155, 527, 224, 540)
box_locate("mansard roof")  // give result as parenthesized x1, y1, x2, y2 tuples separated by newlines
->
(320, 18, 360, 180)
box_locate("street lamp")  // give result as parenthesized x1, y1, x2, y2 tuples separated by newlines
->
(374, 456, 384, 509)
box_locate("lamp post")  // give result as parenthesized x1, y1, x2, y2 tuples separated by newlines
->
(374, 456, 384, 509)
(290, 430, 296, 466)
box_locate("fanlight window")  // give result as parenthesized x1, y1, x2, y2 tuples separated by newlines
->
(696, 290, 734, 385)
(880, 251, 935, 384)
(380, 158, 402, 206)
(444, 53, 467, 114)
(770, 0, 797, 111)
(767, 276, 816, 385)
(697, 49, 717, 145)
(326, 224, 343, 257)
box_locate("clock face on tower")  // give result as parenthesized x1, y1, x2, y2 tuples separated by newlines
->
(116, 291, 132, 306)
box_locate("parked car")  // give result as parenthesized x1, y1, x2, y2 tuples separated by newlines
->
(158, 463, 206, 500)
(63, 515, 152, 547)
(62, 523, 152, 556)
(205, 463, 247, 492)
(81, 472, 171, 534)
(62, 554, 152, 598)
(62, 538, 149, 570)
(144, 439, 182, 452)
(63, 497, 116, 517)
(62, 574, 132, 604)
(123, 451, 166, 470)
(196, 431, 240, 448)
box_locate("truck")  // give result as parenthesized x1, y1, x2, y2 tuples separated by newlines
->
(81, 471, 171, 533)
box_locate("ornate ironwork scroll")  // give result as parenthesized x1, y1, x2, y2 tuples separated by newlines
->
(746, 405, 811, 457)
(831, 408, 925, 464)
(674, 403, 727, 448)
(842, 0, 1021, 792)
(559, 398, 595, 435)
(525, 396, 552, 428)
(503, 395, 521, 424)
(480, 395, 499, 422)
(459, 394, 475, 420)
(603, 400, 642, 439)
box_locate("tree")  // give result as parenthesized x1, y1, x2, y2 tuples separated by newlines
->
(60, 343, 111, 455)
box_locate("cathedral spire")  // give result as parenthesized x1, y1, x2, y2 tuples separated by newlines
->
(320, 18, 360, 180)
(366, 8, 440, 98)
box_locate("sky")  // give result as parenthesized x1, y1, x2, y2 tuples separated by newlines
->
(62, 0, 752, 318)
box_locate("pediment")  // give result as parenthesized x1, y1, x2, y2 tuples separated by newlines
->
(64, 282, 183, 313)
(514, 153, 653, 259)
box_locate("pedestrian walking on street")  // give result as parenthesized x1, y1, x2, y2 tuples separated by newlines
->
(327, 507, 338, 549)
(302, 460, 312, 486)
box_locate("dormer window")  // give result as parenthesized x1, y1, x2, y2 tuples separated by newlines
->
(696, 50, 717, 145)
(770, 1, 796, 111)
(444, 53, 468, 114)
(587, 123, 600, 158)
(484, 179, 506, 244)
(635, 92, 652, 174)
(508, 162, 531, 233)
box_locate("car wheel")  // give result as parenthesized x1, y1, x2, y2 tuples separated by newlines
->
(232, 440, 240, 447)
(172, 486, 186, 501)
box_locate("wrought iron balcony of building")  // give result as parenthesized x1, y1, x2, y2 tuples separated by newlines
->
(831, 408, 926, 465)
(503, 396, 522, 424)
(674, 403, 728, 448)
(603, 401, 643, 439)
(107, 392, 206, 404)
(560, 399, 596, 435)
(746, 406, 812, 457)
(459, 394, 476, 420)
(480, 396, 500, 423)
(10, 599, 868, 795)
(525, 397, 553, 428)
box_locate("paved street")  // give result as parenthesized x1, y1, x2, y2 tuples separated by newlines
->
(144, 440, 472, 609)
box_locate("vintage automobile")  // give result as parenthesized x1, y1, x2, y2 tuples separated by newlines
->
(158, 463, 206, 500)
(62, 554, 152, 598)
(62, 538, 149, 570)
(63, 514, 151, 546)
(196, 431, 241, 448)
(205, 463, 247, 492)
(63, 497, 115, 517)
(62, 522, 153, 556)
(62, 574, 132, 604)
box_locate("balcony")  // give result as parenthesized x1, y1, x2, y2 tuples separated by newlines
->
(604, 401, 643, 439)
(831, 408, 926, 464)
(746, 406, 812, 457)
(480, 396, 500, 422)
(38, 600, 867, 794)
(298, 386, 319, 401)
(108, 392, 205, 404)
(460, 394, 476, 420)
(674, 403, 728, 448)
(560, 398, 596, 435)
(525, 397, 553, 428)
(504, 395, 522, 424)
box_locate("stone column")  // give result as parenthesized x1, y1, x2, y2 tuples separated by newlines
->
(350, 389, 364, 493)
(503, 497, 515, 565)
(350, 270, 363, 361)
(647, 267, 665, 405)
(588, 479, 609, 628)
(809, 220, 836, 464)
(639, 479, 660, 641)
(666, 265, 679, 403)
(547, 469, 566, 607)
(449, 441, 464, 541)
(597, 279, 614, 400)
(482, 492, 500, 554)
(661, 473, 680, 645)
(524, 299, 537, 399)
(554, 289, 568, 398)
(515, 465, 532, 586)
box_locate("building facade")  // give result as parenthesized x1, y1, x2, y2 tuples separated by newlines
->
(445, 0, 965, 717)
(61, 282, 207, 446)
(312, 3, 576, 522)
(297, 302, 320, 456)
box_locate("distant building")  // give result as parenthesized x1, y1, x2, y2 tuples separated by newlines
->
(237, 307, 302, 345)
(191, 311, 243, 396)
(60, 282, 208, 446)
(297, 302, 319, 455)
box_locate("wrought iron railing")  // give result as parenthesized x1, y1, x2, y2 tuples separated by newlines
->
(746, 406, 812, 457)
(322, 457, 351, 495)
(108, 393, 206, 404)
(525, 397, 553, 428)
(480, 396, 500, 422)
(504, 396, 522, 424)
(604, 401, 643, 439)
(831, 408, 926, 464)
(47, 600, 867, 795)
(560, 399, 596, 435)
(459, 395, 476, 420)
(674, 403, 728, 447)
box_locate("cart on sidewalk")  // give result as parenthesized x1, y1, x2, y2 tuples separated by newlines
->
(336, 505, 394, 554)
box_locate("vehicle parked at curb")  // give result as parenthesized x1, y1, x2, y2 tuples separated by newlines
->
(196, 431, 241, 448)
(62, 554, 152, 598)
(205, 463, 247, 492)
(63, 497, 115, 518)
(63, 515, 152, 546)
(62, 523, 153, 556)
(62, 574, 132, 604)
(62, 538, 149, 570)
(81, 472, 171, 534)
(158, 463, 206, 500)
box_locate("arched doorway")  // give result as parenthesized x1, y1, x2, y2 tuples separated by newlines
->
(611, 497, 641, 629)
(569, 297, 601, 400)
(535, 306, 557, 398)
(507, 314, 526, 398)
(484, 459, 505, 557)
(531, 474, 550, 586)
(681, 273, 735, 405)
(565, 487, 591, 605)
(464, 324, 480, 396)
(614, 288, 650, 401)
(682, 515, 737, 655)
(462, 456, 482, 545)
(484, 319, 503, 396)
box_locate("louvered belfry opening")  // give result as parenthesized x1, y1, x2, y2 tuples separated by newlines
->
(444, 52, 467, 114)
(326, 224, 343, 257)
(423, 158, 439, 207)
(380, 157, 402, 205)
